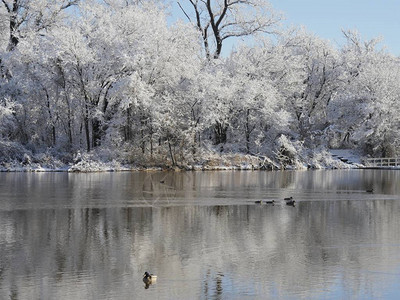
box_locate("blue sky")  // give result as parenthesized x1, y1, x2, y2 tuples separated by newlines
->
(268, 0, 400, 55)
(171, 0, 400, 56)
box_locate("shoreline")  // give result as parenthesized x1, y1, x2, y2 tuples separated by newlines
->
(8, 167, 400, 173)
(0, 149, 370, 173)
(0, 163, 365, 173)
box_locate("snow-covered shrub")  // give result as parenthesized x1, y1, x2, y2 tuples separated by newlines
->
(0, 98, 16, 138)
(275, 135, 306, 169)
(68, 151, 128, 172)
(34, 152, 66, 169)
(309, 149, 351, 169)
(0, 141, 31, 162)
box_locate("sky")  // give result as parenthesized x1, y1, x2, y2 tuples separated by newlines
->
(171, 0, 400, 56)
(268, 0, 400, 55)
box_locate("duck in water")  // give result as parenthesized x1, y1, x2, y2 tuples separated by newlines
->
(143, 271, 157, 289)
(255, 200, 275, 205)
(284, 197, 295, 206)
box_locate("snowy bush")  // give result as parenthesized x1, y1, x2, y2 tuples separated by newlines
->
(275, 135, 307, 169)
(68, 151, 128, 172)
(0, 141, 30, 162)
(309, 149, 351, 169)
(0, 98, 16, 137)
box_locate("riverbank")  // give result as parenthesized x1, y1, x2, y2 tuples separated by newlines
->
(0, 149, 364, 172)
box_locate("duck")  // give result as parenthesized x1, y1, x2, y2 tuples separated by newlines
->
(284, 197, 295, 206)
(143, 271, 157, 286)
(255, 200, 263, 204)
(286, 199, 296, 206)
(366, 188, 374, 193)
(265, 200, 275, 205)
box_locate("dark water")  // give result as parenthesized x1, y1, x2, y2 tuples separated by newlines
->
(1, 170, 400, 299)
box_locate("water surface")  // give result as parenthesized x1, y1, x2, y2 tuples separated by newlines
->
(1, 170, 400, 299)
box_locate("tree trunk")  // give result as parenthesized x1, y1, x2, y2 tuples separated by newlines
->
(84, 104, 91, 152)
(140, 112, 147, 154)
(92, 119, 102, 147)
(7, 1, 20, 51)
(214, 121, 228, 145)
(141, 128, 145, 154)
(66, 103, 73, 149)
(44, 89, 56, 146)
(167, 137, 176, 166)
(149, 120, 154, 159)
(245, 109, 250, 154)
(123, 106, 131, 141)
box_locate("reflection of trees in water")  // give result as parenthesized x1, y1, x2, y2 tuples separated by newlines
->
(203, 269, 224, 300)
(134, 170, 400, 201)
(1, 171, 400, 298)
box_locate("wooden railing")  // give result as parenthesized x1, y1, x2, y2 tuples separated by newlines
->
(365, 157, 400, 167)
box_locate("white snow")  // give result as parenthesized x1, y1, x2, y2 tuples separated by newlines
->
(329, 149, 363, 166)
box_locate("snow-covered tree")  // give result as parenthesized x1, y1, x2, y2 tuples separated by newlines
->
(0, 97, 16, 139)
(222, 45, 289, 154)
(2, 0, 400, 168)
(329, 30, 400, 156)
(274, 29, 343, 145)
(0, 0, 79, 51)
(177, 0, 281, 58)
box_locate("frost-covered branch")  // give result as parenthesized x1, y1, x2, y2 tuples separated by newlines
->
(181, 0, 281, 58)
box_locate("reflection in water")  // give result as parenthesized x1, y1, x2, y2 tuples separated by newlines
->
(0, 170, 400, 299)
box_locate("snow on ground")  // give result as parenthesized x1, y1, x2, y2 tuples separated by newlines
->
(0, 143, 368, 172)
(0, 149, 365, 172)
(329, 149, 364, 166)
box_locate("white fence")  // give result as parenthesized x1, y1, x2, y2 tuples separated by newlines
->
(364, 157, 400, 167)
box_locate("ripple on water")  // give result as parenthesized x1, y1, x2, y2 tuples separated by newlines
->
(1, 170, 400, 299)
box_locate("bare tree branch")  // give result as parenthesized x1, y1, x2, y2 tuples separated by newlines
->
(177, 1, 191, 22)
(182, 0, 281, 58)
(61, 0, 80, 10)
(1, 0, 10, 13)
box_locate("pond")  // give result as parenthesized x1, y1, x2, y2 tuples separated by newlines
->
(1, 170, 400, 299)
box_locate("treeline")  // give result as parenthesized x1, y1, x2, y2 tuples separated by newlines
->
(0, 0, 399, 168)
